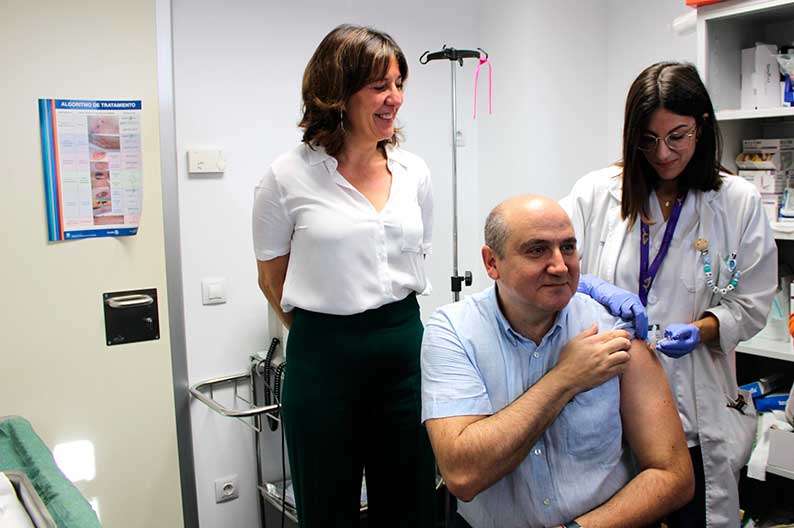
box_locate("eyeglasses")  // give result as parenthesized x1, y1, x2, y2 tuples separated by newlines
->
(637, 126, 696, 152)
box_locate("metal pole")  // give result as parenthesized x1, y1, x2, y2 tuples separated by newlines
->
(450, 61, 459, 303)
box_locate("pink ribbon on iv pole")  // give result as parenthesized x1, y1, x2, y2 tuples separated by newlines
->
(473, 55, 492, 119)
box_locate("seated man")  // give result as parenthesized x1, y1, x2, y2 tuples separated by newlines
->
(421, 195, 694, 528)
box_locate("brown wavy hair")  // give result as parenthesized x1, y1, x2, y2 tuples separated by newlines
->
(299, 24, 408, 157)
(621, 62, 723, 228)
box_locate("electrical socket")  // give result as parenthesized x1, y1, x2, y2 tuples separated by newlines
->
(214, 475, 239, 503)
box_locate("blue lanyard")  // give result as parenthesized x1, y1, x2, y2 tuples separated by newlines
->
(639, 195, 686, 307)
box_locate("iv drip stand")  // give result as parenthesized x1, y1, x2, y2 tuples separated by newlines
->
(420, 46, 487, 302)
(420, 45, 488, 528)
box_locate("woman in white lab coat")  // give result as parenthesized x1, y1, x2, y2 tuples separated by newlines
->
(562, 62, 777, 527)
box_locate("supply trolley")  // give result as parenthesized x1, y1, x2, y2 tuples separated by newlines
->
(190, 338, 370, 527)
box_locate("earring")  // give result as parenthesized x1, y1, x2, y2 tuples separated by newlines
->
(339, 110, 345, 133)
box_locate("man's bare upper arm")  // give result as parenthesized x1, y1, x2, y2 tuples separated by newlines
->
(619, 339, 689, 471)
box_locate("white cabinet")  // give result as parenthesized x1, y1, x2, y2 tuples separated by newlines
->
(698, 0, 794, 362)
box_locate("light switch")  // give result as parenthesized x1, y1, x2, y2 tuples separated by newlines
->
(188, 149, 226, 174)
(201, 278, 227, 305)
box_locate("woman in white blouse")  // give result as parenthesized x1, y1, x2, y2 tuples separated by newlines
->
(252, 25, 435, 527)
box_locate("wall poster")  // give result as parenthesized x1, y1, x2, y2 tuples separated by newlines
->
(38, 99, 142, 241)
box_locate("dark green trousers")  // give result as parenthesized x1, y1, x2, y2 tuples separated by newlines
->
(282, 294, 436, 527)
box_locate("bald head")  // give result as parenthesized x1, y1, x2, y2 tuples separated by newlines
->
(482, 194, 580, 321)
(484, 195, 572, 257)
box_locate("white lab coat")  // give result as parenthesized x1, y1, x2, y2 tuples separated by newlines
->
(561, 165, 777, 528)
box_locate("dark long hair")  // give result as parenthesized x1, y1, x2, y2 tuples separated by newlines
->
(621, 62, 723, 227)
(299, 24, 408, 157)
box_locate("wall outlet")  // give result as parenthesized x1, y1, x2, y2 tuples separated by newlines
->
(214, 474, 239, 503)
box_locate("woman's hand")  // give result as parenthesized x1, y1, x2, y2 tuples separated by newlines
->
(578, 275, 648, 339)
(656, 323, 700, 358)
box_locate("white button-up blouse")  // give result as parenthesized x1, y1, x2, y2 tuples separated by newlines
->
(253, 143, 433, 315)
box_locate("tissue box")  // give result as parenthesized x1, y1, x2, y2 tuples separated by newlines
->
(768, 428, 794, 474)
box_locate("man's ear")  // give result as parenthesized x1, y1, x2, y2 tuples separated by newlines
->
(482, 245, 500, 281)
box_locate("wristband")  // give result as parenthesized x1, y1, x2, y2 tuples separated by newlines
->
(563, 522, 583, 528)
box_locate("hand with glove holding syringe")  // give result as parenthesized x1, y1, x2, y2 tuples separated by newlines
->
(653, 312, 720, 358)
(577, 274, 719, 359)
(654, 323, 701, 358)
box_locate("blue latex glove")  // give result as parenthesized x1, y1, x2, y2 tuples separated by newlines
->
(577, 274, 648, 340)
(656, 323, 700, 358)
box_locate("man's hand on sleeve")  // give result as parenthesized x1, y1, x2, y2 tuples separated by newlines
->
(554, 323, 632, 394)
(578, 275, 648, 340)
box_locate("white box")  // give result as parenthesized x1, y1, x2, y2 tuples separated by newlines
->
(741, 47, 756, 110)
(757, 44, 780, 109)
(741, 44, 783, 110)
(767, 428, 794, 475)
(739, 170, 791, 192)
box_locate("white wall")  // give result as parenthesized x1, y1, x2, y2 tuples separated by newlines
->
(478, 0, 611, 204)
(605, 0, 698, 163)
(171, 1, 479, 526)
(474, 0, 610, 289)
(1, 1, 183, 527)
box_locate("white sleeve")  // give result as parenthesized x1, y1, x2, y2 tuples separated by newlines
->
(560, 172, 596, 255)
(252, 167, 293, 261)
(418, 161, 433, 255)
(706, 187, 777, 353)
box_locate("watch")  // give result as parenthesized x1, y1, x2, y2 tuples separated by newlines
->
(562, 522, 583, 528)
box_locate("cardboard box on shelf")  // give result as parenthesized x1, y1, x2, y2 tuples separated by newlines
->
(738, 139, 794, 171)
(739, 169, 791, 192)
(740, 44, 780, 110)
(743, 139, 794, 151)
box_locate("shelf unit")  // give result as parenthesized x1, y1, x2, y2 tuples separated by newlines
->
(698, 0, 794, 353)
(698, 0, 794, 490)
(717, 107, 794, 120)
(697, 0, 794, 172)
(767, 464, 794, 480)
(737, 334, 794, 361)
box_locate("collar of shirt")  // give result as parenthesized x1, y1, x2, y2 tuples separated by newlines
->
(487, 285, 568, 348)
(304, 142, 410, 172)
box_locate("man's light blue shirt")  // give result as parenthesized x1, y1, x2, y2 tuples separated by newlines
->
(421, 286, 636, 528)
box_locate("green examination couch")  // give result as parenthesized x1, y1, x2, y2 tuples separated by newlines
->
(0, 416, 101, 527)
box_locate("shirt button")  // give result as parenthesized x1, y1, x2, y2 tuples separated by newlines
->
(533, 448, 541, 456)
(648, 294, 658, 305)
(532, 352, 540, 359)
(543, 498, 551, 506)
